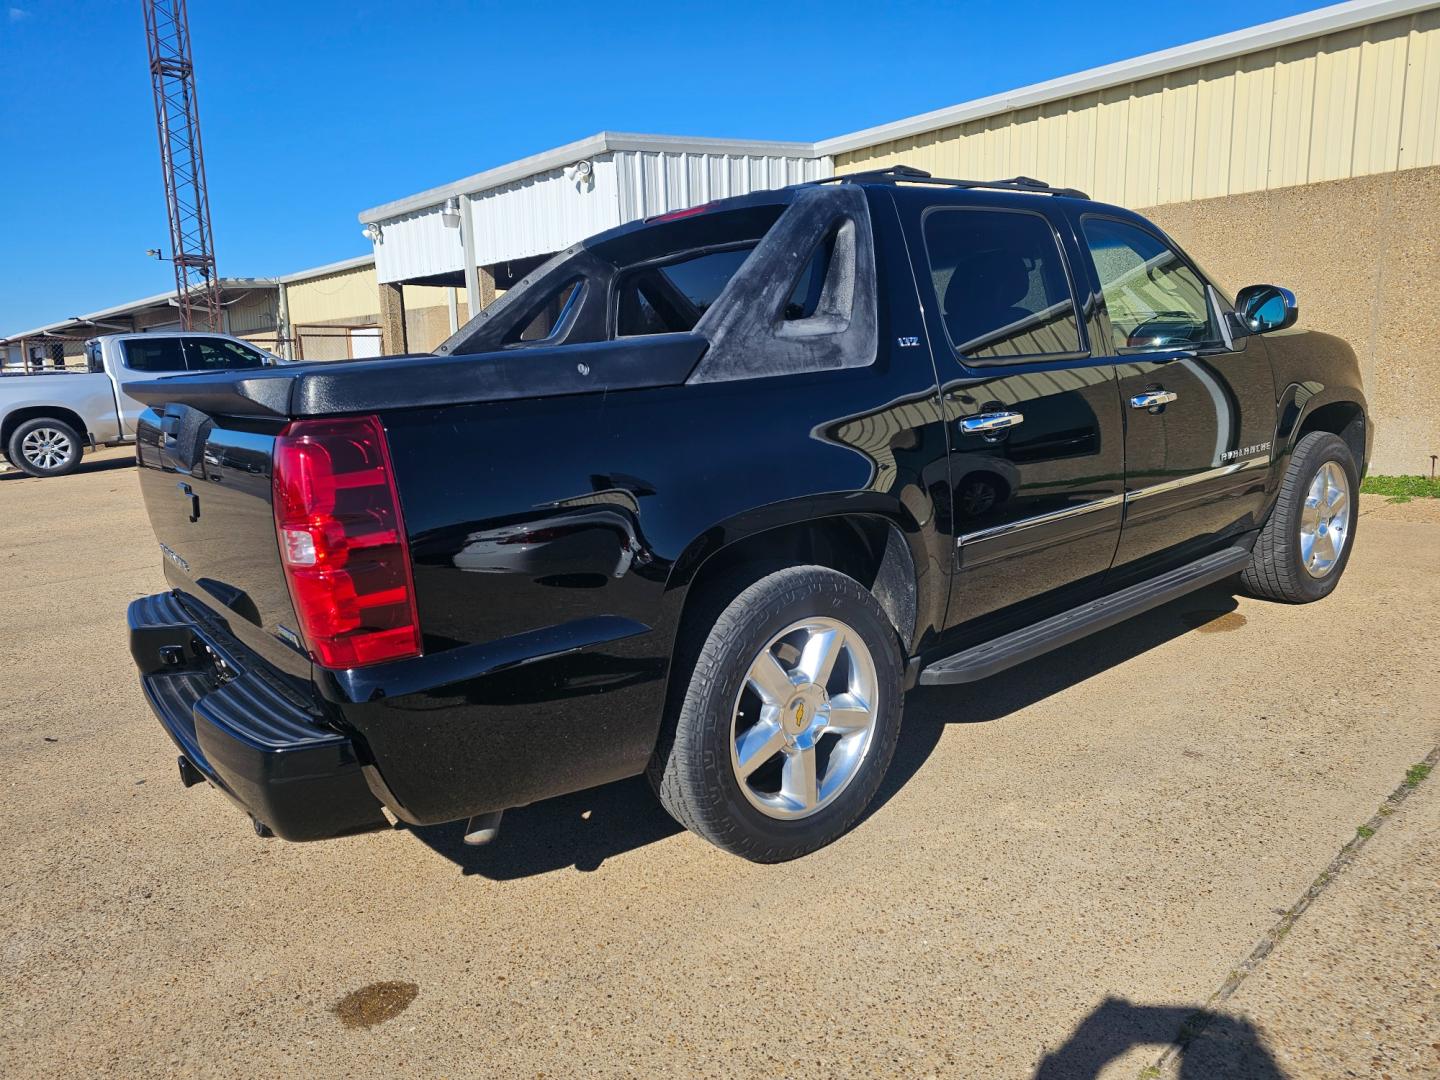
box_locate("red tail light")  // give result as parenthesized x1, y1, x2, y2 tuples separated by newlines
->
(272, 415, 421, 668)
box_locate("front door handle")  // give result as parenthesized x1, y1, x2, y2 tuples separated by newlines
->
(960, 411, 1024, 434)
(1130, 390, 1178, 409)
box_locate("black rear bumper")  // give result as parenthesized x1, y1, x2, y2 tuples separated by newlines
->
(128, 591, 388, 841)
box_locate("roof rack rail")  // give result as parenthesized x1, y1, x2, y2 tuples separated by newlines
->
(818, 166, 1089, 200)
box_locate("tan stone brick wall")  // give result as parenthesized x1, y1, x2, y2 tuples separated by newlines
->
(1142, 165, 1440, 476)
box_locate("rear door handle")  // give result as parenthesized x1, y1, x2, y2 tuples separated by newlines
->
(959, 411, 1024, 434)
(1130, 390, 1178, 409)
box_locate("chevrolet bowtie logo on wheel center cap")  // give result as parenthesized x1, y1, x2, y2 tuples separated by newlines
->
(785, 697, 818, 737)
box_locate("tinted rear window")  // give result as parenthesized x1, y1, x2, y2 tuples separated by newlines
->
(616, 247, 754, 336)
(923, 208, 1081, 360)
(442, 200, 792, 354)
(122, 338, 187, 372)
(184, 337, 267, 371)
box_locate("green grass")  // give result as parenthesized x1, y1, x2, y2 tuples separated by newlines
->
(1360, 475, 1440, 500)
(1404, 762, 1433, 788)
(1356, 825, 1375, 839)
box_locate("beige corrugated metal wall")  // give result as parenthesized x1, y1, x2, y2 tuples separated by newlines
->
(285, 264, 382, 325)
(285, 264, 452, 323)
(835, 7, 1440, 205)
(223, 289, 279, 336)
(285, 263, 462, 357)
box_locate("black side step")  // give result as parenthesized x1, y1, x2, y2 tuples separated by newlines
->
(918, 546, 1252, 686)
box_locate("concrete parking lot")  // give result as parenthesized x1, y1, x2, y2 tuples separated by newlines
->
(2, 446, 1437, 1079)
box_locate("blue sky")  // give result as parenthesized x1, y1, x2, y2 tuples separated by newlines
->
(1, 0, 1322, 332)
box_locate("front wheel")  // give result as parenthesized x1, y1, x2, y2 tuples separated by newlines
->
(1241, 431, 1358, 603)
(7, 418, 84, 478)
(650, 565, 904, 862)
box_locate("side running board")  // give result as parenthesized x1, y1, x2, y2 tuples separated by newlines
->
(918, 546, 1252, 686)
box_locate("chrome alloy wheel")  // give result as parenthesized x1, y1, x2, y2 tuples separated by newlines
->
(1300, 460, 1351, 578)
(20, 427, 74, 471)
(729, 617, 879, 820)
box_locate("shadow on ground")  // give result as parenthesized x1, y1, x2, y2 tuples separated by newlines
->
(409, 776, 683, 879)
(411, 585, 1242, 879)
(1034, 996, 1283, 1079)
(0, 455, 136, 482)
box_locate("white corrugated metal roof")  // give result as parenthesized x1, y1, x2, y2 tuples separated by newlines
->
(815, 0, 1437, 155)
(357, 131, 820, 222)
(369, 146, 828, 283)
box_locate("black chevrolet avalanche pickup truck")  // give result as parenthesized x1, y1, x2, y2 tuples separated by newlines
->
(127, 168, 1370, 862)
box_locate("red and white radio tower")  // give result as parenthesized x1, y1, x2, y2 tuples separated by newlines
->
(142, 0, 223, 333)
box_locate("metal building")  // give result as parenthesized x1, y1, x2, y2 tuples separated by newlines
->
(823, 0, 1439, 202)
(275, 256, 460, 361)
(0, 280, 280, 371)
(356, 133, 828, 352)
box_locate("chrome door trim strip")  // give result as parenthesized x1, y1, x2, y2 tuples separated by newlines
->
(958, 493, 1125, 547)
(955, 455, 1271, 548)
(1124, 456, 1270, 502)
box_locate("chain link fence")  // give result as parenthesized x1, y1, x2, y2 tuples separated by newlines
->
(291, 324, 382, 361)
(1, 335, 90, 373)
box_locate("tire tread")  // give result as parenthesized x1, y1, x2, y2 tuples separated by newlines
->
(1241, 431, 1356, 603)
(650, 565, 902, 862)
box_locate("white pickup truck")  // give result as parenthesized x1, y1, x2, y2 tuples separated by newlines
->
(0, 332, 283, 478)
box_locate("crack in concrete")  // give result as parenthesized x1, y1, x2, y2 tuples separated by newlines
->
(1142, 742, 1440, 1078)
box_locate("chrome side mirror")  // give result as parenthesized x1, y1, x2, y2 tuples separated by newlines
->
(1234, 284, 1298, 334)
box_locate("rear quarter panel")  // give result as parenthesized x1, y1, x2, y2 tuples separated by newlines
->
(0, 372, 119, 441)
(351, 348, 951, 824)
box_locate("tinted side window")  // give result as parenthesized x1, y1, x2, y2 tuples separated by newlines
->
(616, 247, 754, 336)
(184, 338, 266, 371)
(923, 208, 1081, 361)
(122, 338, 187, 372)
(1081, 217, 1219, 352)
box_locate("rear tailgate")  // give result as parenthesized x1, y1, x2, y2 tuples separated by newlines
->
(134, 401, 310, 682)
(125, 337, 705, 680)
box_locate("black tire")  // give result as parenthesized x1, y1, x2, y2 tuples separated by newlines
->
(1240, 431, 1358, 603)
(7, 417, 84, 478)
(649, 565, 904, 862)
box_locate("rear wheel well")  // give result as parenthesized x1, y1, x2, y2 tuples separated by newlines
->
(1297, 402, 1364, 473)
(2, 407, 90, 449)
(673, 516, 917, 663)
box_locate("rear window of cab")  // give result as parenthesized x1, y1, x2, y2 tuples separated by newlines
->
(922, 207, 1083, 362)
